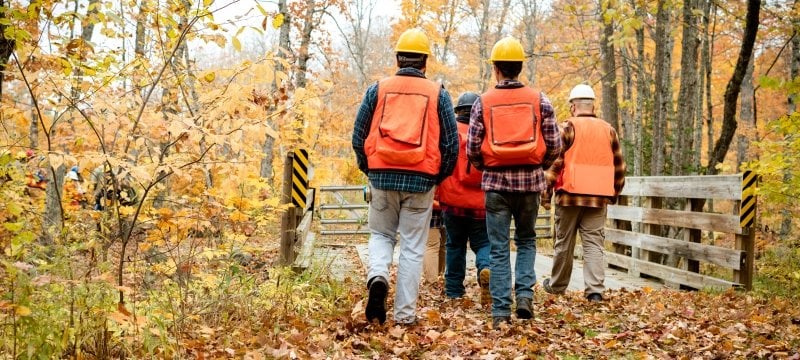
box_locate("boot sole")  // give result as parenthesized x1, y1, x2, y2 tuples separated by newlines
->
(365, 280, 387, 324)
(479, 269, 491, 306)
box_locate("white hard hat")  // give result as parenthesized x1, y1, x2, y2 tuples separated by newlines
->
(568, 84, 595, 102)
(67, 171, 79, 181)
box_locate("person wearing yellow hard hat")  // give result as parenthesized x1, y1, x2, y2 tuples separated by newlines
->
(465, 36, 563, 328)
(541, 83, 626, 304)
(352, 28, 459, 326)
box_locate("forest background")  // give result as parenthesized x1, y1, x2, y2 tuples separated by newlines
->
(1, 0, 799, 357)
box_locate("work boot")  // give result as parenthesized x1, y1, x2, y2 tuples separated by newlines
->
(586, 293, 603, 303)
(542, 278, 562, 295)
(492, 316, 511, 329)
(365, 276, 388, 324)
(515, 297, 533, 319)
(479, 268, 492, 307)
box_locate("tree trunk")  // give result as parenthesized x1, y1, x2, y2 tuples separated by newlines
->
(261, 0, 292, 179)
(0, 0, 16, 99)
(736, 53, 754, 172)
(135, 0, 146, 57)
(633, 0, 648, 176)
(599, 0, 620, 131)
(651, 0, 672, 176)
(672, 0, 701, 175)
(693, 0, 711, 172)
(707, 0, 760, 174)
(782, 14, 800, 237)
(295, 0, 317, 89)
(476, 0, 492, 91)
(522, 0, 539, 85)
(620, 45, 635, 164)
(706, 3, 716, 170)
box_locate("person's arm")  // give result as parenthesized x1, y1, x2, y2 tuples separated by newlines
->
(539, 92, 562, 171)
(466, 98, 485, 170)
(610, 127, 626, 202)
(437, 88, 459, 182)
(352, 83, 378, 175)
(544, 122, 572, 186)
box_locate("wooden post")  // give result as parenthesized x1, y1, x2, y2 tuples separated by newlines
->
(734, 171, 757, 290)
(685, 199, 703, 273)
(279, 152, 295, 266)
(734, 227, 755, 290)
(281, 152, 294, 204)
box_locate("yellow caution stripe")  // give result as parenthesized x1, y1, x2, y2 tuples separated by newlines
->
(292, 149, 309, 209)
(740, 170, 756, 228)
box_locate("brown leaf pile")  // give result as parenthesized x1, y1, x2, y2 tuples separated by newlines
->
(222, 273, 800, 359)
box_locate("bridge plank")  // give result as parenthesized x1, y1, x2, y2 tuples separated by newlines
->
(621, 175, 742, 200)
(606, 252, 740, 290)
(605, 228, 743, 270)
(607, 205, 743, 234)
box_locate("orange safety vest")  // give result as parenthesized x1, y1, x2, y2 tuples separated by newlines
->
(479, 86, 546, 168)
(555, 116, 615, 196)
(364, 76, 442, 176)
(439, 122, 484, 210)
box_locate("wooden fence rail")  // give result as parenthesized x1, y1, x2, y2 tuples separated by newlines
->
(606, 173, 757, 290)
(317, 185, 552, 239)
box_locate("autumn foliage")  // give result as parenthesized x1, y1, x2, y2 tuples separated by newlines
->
(1, 0, 800, 357)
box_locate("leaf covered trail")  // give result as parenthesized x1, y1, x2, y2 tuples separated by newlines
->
(247, 246, 800, 359)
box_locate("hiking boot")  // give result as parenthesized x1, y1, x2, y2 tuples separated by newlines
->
(542, 278, 562, 295)
(515, 297, 533, 319)
(586, 293, 603, 303)
(365, 276, 388, 324)
(479, 268, 492, 307)
(492, 316, 511, 329)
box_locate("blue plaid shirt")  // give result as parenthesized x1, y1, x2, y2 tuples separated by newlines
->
(352, 68, 459, 193)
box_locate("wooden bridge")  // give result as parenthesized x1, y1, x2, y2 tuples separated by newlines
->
(279, 151, 757, 292)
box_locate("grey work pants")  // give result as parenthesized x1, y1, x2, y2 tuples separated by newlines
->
(549, 205, 607, 295)
(366, 185, 434, 323)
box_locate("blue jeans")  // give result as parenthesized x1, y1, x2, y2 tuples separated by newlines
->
(443, 212, 490, 298)
(485, 191, 540, 317)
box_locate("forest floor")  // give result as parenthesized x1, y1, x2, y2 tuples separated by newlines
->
(223, 243, 800, 359)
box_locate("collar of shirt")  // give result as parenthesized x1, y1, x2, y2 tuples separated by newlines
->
(495, 79, 524, 89)
(396, 67, 426, 78)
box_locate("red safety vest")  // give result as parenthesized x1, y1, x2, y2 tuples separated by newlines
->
(365, 76, 441, 175)
(439, 122, 484, 210)
(479, 86, 546, 168)
(555, 116, 615, 196)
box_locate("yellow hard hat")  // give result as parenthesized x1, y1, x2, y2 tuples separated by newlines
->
(395, 28, 431, 56)
(490, 37, 525, 62)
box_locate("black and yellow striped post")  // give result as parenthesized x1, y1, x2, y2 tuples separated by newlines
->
(291, 149, 309, 209)
(735, 170, 757, 290)
(740, 170, 757, 228)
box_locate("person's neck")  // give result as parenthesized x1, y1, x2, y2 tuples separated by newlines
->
(573, 111, 595, 117)
(496, 76, 517, 82)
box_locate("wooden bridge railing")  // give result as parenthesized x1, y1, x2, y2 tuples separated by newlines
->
(605, 173, 757, 290)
